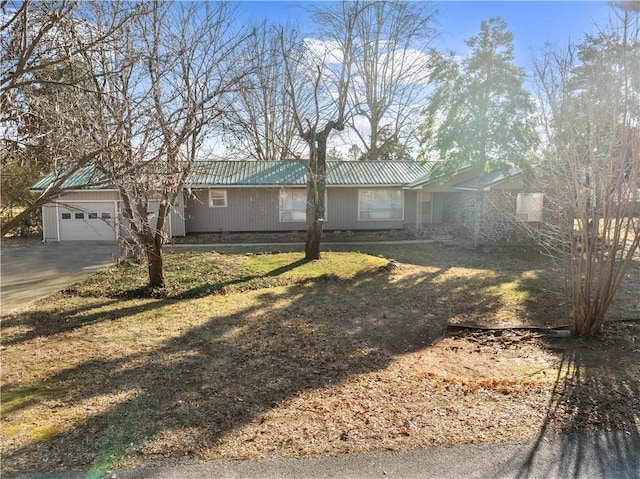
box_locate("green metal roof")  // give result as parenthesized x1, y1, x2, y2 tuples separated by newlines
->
(453, 167, 522, 191)
(186, 160, 433, 186)
(32, 160, 433, 190)
(31, 163, 110, 191)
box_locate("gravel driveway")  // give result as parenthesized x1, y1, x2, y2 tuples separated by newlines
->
(0, 241, 121, 314)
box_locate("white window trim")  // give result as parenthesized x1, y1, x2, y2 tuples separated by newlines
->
(358, 188, 404, 221)
(209, 189, 227, 208)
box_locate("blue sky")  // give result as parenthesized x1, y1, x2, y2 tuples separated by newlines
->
(235, 1, 613, 69)
(229, 1, 614, 154)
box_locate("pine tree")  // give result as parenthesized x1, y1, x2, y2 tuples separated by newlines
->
(421, 18, 538, 247)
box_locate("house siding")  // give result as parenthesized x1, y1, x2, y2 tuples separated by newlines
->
(132, 197, 186, 238)
(170, 194, 186, 236)
(326, 188, 403, 230)
(185, 186, 415, 234)
(405, 190, 418, 227)
(185, 187, 292, 233)
(42, 203, 59, 242)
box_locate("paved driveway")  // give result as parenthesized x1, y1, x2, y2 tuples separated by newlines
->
(0, 242, 121, 314)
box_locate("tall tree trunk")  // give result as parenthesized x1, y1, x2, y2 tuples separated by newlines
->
(305, 216, 323, 259)
(305, 130, 329, 260)
(145, 234, 165, 288)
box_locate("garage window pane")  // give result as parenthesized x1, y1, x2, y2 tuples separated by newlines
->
(61, 213, 71, 220)
(88, 213, 98, 219)
(75, 212, 85, 220)
(101, 212, 112, 220)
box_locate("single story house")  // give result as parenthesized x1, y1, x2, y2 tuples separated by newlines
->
(32, 160, 542, 243)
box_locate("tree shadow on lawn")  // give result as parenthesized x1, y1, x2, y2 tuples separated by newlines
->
(327, 241, 553, 271)
(0, 259, 317, 348)
(2, 248, 560, 476)
(504, 322, 640, 479)
(0, 299, 160, 347)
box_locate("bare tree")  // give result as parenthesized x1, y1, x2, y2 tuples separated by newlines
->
(1, 0, 137, 236)
(347, 0, 438, 161)
(83, 1, 249, 288)
(532, 2, 640, 336)
(223, 23, 304, 161)
(280, 2, 361, 259)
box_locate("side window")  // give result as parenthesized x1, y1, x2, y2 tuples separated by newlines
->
(516, 193, 544, 222)
(209, 190, 227, 208)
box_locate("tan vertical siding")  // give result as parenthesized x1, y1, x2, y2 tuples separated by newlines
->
(185, 187, 305, 233)
(169, 193, 186, 236)
(324, 188, 357, 230)
(326, 187, 406, 230)
(404, 190, 417, 227)
(42, 204, 59, 241)
(185, 186, 414, 233)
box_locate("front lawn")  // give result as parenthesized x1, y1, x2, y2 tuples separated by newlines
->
(2, 244, 639, 477)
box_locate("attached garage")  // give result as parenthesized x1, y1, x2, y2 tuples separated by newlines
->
(40, 190, 121, 242)
(57, 202, 117, 241)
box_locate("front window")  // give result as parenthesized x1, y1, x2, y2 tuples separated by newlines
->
(279, 189, 307, 222)
(359, 189, 403, 220)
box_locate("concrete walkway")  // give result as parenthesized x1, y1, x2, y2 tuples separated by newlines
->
(0, 241, 121, 314)
(16, 429, 640, 479)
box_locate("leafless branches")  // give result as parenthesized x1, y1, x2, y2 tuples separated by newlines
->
(532, 4, 640, 336)
(80, 1, 250, 286)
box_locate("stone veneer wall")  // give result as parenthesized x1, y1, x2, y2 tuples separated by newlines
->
(455, 190, 535, 244)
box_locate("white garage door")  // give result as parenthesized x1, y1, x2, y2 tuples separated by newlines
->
(58, 202, 117, 241)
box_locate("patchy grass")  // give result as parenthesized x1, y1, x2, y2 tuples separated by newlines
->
(71, 251, 385, 299)
(2, 244, 639, 477)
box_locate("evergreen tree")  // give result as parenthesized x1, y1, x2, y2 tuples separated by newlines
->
(421, 18, 538, 246)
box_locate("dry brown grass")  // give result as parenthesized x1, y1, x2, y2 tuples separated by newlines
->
(1, 244, 639, 477)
